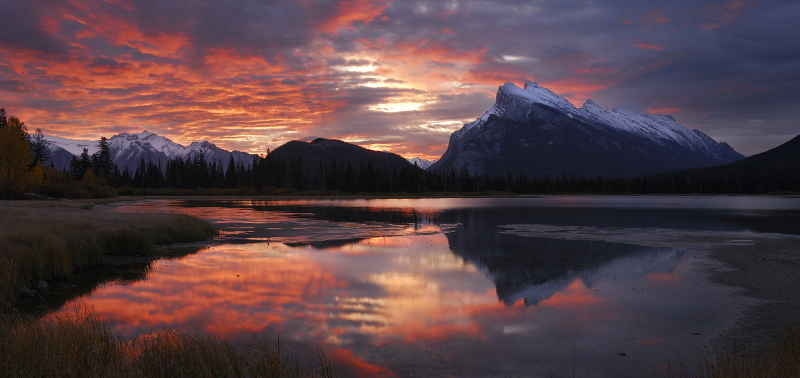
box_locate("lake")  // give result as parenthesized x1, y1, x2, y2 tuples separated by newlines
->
(52, 196, 800, 377)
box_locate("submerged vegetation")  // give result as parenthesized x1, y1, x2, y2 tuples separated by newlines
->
(1, 309, 336, 378)
(0, 200, 217, 307)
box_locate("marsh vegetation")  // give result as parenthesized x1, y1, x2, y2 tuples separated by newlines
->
(1, 309, 336, 378)
(0, 200, 217, 307)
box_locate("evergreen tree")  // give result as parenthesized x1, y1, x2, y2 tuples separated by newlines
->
(80, 148, 92, 176)
(225, 155, 237, 188)
(69, 155, 83, 181)
(95, 136, 113, 179)
(29, 128, 50, 167)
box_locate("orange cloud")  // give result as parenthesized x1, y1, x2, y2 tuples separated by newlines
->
(575, 67, 619, 76)
(56, 3, 190, 58)
(641, 10, 672, 29)
(695, 0, 762, 30)
(359, 38, 487, 66)
(316, 0, 388, 34)
(541, 78, 611, 106)
(634, 42, 663, 51)
(646, 106, 681, 114)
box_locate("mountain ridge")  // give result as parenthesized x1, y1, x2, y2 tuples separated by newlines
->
(44, 131, 255, 171)
(431, 81, 744, 176)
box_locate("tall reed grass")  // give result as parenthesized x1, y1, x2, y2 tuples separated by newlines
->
(669, 329, 800, 378)
(0, 201, 217, 306)
(0, 308, 336, 378)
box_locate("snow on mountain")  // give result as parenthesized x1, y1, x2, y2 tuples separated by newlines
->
(44, 135, 100, 156)
(407, 157, 438, 170)
(456, 81, 579, 141)
(459, 81, 737, 156)
(578, 99, 707, 151)
(44, 131, 255, 172)
(109, 131, 187, 158)
(431, 81, 745, 177)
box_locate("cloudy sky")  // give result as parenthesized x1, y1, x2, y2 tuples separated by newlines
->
(0, 0, 797, 158)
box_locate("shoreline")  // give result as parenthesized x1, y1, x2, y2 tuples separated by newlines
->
(706, 238, 800, 353)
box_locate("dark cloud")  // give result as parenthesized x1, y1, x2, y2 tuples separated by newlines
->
(0, 80, 35, 93)
(0, 1, 69, 55)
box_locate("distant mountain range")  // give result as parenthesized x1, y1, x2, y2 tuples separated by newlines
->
(43, 82, 758, 179)
(44, 132, 434, 173)
(45, 131, 255, 172)
(430, 82, 744, 177)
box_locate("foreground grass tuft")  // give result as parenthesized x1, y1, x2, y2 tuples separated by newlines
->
(1, 309, 336, 378)
(0, 200, 218, 306)
(669, 328, 800, 378)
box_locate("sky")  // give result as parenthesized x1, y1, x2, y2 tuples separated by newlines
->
(0, 0, 798, 159)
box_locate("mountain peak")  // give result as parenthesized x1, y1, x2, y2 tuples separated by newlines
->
(432, 81, 745, 176)
(498, 82, 575, 112)
(407, 157, 438, 170)
(581, 99, 605, 112)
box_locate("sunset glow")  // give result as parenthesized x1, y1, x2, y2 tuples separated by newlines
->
(1, 0, 797, 157)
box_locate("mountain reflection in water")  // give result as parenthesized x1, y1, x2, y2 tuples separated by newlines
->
(52, 197, 797, 377)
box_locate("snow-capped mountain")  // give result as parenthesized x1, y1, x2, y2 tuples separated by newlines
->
(407, 157, 438, 170)
(431, 81, 744, 177)
(44, 131, 255, 172)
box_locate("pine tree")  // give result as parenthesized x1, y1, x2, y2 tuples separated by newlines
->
(69, 156, 83, 181)
(225, 155, 237, 188)
(80, 148, 91, 176)
(29, 128, 50, 167)
(95, 136, 113, 179)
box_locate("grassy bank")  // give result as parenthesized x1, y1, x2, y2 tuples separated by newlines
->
(0, 200, 217, 307)
(1, 309, 336, 378)
(1, 200, 337, 377)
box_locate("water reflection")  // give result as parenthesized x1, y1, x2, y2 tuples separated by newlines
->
(62, 197, 800, 376)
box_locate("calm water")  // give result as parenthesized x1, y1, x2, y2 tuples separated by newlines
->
(54, 196, 800, 377)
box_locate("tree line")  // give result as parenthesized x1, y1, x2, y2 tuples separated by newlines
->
(112, 152, 799, 195)
(1, 108, 796, 199)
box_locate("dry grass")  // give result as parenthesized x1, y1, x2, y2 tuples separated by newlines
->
(0, 200, 217, 306)
(0, 308, 336, 378)
(0, 201, 335, 377)
(669, 328, 800, 378)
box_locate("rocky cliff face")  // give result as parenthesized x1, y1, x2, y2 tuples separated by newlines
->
(431, 82, 744, 177)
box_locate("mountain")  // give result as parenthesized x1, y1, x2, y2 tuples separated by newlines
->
(726, 134, 799, 168)
(44, 131, 255, 172)
(270, 138, 413, 170)
(407, 157, 437, 170)
(646, 134, 800, 193)
(430, 82, 744, 177)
